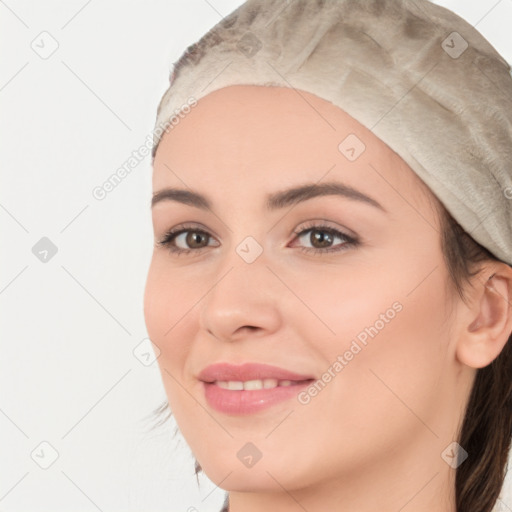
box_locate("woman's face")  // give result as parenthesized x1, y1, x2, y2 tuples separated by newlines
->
(144, 85, 468, 497)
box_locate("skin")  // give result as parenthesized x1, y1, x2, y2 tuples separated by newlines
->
(144, 84, 512, 512)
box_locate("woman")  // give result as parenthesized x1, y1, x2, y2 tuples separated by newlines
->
(144, 1, 512, 511)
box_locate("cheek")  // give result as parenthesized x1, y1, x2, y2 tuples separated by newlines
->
(143, 257, 169, 343)
(294, 249, 450, 417)
(143, 255, 196, 372)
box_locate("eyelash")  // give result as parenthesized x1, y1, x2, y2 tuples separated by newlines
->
(156, 221, 359, 257)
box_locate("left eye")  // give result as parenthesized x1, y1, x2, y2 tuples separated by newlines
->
(291, 226, 358, 254)
(157, 227, 218, 254)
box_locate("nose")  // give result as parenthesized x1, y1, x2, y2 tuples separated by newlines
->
(199, 246, 282, 343)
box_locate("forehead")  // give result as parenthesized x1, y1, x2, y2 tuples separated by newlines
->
(152, 84, 433, 211)
(156, 84, 378, 155)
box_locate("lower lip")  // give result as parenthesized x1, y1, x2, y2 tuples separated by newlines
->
(202, 380, 313, 415)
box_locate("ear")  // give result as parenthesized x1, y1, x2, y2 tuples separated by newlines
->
(456, 263, 512, 369)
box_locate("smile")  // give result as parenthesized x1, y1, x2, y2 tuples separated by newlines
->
(202, 379, 314, 414)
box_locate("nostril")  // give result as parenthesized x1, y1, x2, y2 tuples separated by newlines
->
(239, 325, 258, 332)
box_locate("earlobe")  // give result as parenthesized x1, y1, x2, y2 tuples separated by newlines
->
(456, 269, 512, 369)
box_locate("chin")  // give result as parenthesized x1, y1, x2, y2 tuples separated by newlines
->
(197, 451, 314, 492)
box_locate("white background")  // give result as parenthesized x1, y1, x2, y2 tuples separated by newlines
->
(1, 1, 512, 511)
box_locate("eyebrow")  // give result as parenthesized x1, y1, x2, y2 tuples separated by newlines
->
(151, 181, 386, 213)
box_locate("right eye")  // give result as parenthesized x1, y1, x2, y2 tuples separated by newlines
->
(157, 224, 220, 255)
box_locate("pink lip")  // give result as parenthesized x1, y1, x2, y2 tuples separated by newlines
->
(198, 362, 314, 383)
(198, 362, 315, 415)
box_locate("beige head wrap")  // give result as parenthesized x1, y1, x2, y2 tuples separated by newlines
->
(152, 0, 512, 266)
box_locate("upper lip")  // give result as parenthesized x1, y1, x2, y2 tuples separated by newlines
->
(198, 362, 315, 383)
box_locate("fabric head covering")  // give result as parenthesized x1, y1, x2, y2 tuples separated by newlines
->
(151, 0, 512, 267)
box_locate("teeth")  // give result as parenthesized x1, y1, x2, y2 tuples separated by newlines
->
(262, 379, 279, 389)
(215, 379, 295, 390)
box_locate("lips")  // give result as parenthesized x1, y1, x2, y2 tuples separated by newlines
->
(198, 362, 315, 383)
(198, 362, 316, 415)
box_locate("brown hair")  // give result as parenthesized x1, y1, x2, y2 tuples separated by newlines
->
(149, 200, 512, 512)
